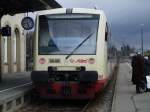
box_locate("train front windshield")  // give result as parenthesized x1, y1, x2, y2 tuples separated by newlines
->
(38, 14, 99, 55)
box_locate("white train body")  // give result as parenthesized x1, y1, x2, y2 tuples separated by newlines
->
(31, 8, 115, 99)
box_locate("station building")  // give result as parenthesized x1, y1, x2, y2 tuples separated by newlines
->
(1, 13, 31, 74)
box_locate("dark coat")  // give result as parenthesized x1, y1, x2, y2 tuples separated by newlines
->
(131, 55, 144, 84)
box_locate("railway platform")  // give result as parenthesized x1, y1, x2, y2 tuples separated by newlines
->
(0, 72, 32, 112)
(0, 72, 31, 90)
(111, 62, 150, 112)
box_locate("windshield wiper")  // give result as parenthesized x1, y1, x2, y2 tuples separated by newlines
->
(65, 32, 94, 60)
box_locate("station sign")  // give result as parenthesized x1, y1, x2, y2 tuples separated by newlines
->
(0, 25, 11, 36)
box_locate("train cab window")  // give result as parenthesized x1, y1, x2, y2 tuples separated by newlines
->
(105, 24, 108, 41)
(38, 14, 99, 55)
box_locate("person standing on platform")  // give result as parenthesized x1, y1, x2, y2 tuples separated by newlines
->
(131, 53, 145, 93)
(131, 55, 137, 84)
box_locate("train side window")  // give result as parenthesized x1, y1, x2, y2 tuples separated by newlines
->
(105, 23, 108, 41)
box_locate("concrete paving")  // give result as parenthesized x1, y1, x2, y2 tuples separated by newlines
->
(111, 62, 150, 112)
(0, 72, 32, 112)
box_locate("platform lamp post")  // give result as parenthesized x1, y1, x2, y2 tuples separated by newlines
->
(140, 24, 144, 56)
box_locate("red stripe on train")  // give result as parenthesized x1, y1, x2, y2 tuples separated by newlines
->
(95, 77, 110, 93)
(33, 76, 110, 99)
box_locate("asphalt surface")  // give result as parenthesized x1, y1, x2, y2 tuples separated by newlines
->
(111, 62, 150, 112)
(0, 72, 31, 90)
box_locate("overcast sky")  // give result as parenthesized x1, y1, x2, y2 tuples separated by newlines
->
(56, 0, 150, 50)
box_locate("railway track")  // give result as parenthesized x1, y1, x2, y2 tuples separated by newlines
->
(17, 99, 90, 112)
(85, 65, 119, 112)
(17, 64, 119, 112)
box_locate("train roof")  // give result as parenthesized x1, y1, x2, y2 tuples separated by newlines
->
(36, 8, 106, 17)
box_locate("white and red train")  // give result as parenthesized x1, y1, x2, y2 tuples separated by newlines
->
(31, 8, 116, 99)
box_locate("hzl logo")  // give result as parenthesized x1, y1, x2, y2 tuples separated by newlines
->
(69, 58, 95, 64)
